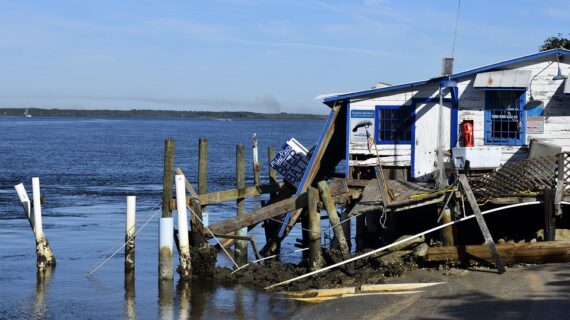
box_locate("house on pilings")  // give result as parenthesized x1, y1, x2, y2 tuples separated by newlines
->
(274, 49, 570, 258)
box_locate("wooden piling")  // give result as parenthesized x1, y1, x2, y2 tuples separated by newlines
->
(317, 181, 350, 259)
(125, 196, 136, 272)
(252, 133, 261, 186)
(235, 144, 248, 266)
(16, 180, 56, 270)
(262, 146, 281, 255)
(160, 138, 175, 280)
(307, 187, 325, 271)
(439, 207, 454, 247)
(268, 146, 277, 186)
(544, 188, 556, 241)
(188, 138, 207, 246)
(175, 175, 192, 280)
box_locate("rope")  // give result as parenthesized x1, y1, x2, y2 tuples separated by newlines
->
(266, 201, 543, 290)
(87, 203, 162, 276)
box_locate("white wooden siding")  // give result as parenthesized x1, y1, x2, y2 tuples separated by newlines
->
(347, 57, 570, 170)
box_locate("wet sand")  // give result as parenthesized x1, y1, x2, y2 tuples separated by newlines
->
(291, 262, 570, 319)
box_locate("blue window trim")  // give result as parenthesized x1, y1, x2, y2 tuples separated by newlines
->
(484, 90, 526, 146)
(374, 105, 413, 145)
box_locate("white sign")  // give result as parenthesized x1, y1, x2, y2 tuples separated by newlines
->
(270, 138, 310, 187)
(349, 109, 375, 153)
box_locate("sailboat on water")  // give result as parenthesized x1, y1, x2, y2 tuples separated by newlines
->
(24, 108, 32, 118)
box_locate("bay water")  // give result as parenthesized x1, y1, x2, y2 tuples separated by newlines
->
(0, 116, 324, 319)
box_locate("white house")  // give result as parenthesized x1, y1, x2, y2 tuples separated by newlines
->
(317, 49, 570, 182)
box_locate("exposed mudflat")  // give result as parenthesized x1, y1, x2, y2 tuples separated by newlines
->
(210, 249, 419, 292)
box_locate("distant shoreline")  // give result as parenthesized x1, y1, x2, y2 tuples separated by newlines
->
(0, 108, 327, 120)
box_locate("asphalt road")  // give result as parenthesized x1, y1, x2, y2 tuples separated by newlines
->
(292, 263, 570, 319)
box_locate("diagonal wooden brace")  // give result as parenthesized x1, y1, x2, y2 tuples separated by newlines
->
(459, 174, 506, 274)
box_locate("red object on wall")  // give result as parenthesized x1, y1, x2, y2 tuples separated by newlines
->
(462, 120, 474, 147)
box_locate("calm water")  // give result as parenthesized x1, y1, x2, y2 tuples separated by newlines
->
(0, 116, 324, 319)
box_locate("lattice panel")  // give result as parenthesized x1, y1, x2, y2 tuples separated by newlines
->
(470, 154, 559, 200)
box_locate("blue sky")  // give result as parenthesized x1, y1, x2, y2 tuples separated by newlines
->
(0, 0, 567, 114)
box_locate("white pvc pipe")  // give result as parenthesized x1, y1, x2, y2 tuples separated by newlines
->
(126, 196, 136, 236)
(159, 216, 174, 280)
(159, 217, 174, 253)
(266, 201, 543, 289)
(14, 183, 31, 221)
(31, 177, 43, 238)
(175, 175, 190, 255)
(252, 133, 259, 167)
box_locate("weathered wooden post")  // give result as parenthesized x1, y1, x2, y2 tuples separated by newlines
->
(125, 196, 136, 272)
(307, 187, 325, 271)
(252, 133, 261, 186)
(544, 188, 556, 241)
(439, 206, 454, 246)
(262, 146, 281, 257)
(198, 137, 208, 227)
(175, 175, 192, 280)
(268, 146, 277, 186)
(235, 144, 248, 266)
(317, 181, 350, 259)
(14, 180, 56, 270)
(160, 138, 175, 280)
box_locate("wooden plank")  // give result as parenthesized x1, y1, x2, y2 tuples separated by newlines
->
(206, 192, 309, 236)
(196, 183, 284, 205)
(426, 241, 570, 264)
(458, 174, 506, 274)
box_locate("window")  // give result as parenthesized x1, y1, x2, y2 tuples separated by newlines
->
(484, 90, 526, 145)
(375, 105, 412, 144)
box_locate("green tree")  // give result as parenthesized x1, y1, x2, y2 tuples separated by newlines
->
(539, 33, 570, 51)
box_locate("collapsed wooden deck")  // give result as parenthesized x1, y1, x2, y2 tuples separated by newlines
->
(163, 136, 570, 279)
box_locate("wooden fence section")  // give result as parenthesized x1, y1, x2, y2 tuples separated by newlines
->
(469, 153, 570, 201)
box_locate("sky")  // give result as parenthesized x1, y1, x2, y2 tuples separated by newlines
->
(0, 0, 567, 114)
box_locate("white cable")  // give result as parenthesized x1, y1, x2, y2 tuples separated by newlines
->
(266, 201, 543, 289)
(87, 204, 162, 276)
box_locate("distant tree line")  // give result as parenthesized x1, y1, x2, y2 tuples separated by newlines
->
(0, 108, 327, 120)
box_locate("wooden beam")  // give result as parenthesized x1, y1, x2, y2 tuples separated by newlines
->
(426, 241, 570, 264)
(195, 183, 284, 206)
(458, 174, 506, 274)
(206, 192, 308, 236)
